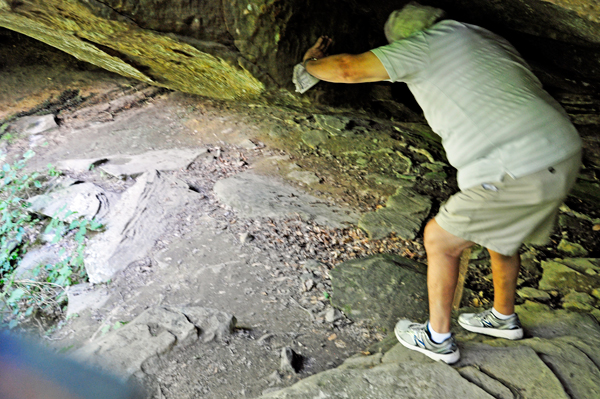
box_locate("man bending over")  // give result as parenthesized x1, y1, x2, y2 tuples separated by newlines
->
(301, 2, 581, 364)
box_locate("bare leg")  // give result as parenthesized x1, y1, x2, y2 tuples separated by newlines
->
(488, 249, 521, 315)
(424, 219, 474, 333)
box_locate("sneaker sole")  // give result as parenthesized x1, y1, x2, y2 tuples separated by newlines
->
(458, 321, 523, 340)
(395, 330, 460, 364)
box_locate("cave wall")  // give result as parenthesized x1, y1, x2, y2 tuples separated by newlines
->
(428, 0, 600, 89)
(1, 0, 599, 100)
(81, 0, 380, 90)
(0, 0, 265, 100)
(83, 0, 233, 44)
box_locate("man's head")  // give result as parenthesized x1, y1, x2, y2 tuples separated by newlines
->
(384, 2, 445, 43)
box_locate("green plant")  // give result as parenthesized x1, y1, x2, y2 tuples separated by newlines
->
(2, 215, 102, 328)
(43, 212, 102, 286)
(47, 163, 61, 177)
(0, 150, 40, 276)
(0, 133, 14, 143)
(0, 152, 102, 329)
(0, 123, 9, 137)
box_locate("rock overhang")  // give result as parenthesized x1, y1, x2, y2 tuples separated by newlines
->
(1, 0, 600, 103)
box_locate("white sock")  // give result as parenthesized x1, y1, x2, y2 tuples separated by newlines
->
(492, 307, 514, 320)
(427, 321, 451, 344)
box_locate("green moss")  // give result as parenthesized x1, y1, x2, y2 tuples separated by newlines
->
(0, 0, 264, 100)
(343, 304, 352, 315)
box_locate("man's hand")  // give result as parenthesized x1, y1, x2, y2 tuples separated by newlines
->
(303, 36, 332, 62)
(301, 36, 390, 84)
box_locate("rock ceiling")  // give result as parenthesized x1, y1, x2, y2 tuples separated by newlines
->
(1, 0, 599, 100)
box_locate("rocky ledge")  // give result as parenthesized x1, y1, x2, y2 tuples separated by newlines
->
(258, 301, 600, 399)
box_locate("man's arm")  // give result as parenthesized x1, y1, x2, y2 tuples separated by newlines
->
(302, 36, 390, 84)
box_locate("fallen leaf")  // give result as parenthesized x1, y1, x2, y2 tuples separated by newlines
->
(335, 340, 347, 348)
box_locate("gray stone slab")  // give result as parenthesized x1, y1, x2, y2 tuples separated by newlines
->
(85, 171, 201, 283)
(358, 186, 431, 240)
(456, 343, 569, 399)
(458, 366, 515, 399)
(554, 335, 600, 375)
(330, 254, 428, 332)
(516, 302, 600, 345)
(66, 283, 111, 317)
(380, 342, 435, 364)
(517, 287, 551, 301)
(486, 337, 600, 399)
(338, 352, 383, 370)
(259, 361, 493, 399)
(14, 246, 62, 278)
(57, 148, 207, 177)
(515, 302, 600, 367)
(11, 114, 58, 134)
(539, 259, 600, 295)
(74, 306, 235, 378)
(74, 308, 191, 377)
(213, 171, 358, 229)
(28, 181, 114, 223)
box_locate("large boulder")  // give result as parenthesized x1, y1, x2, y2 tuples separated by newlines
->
(0, 0, 374, 97)
(77, 0, 376, 87)
(358, 186, 432, 240)
(330, 254, 429, 332)
(85, 170, 202, 283)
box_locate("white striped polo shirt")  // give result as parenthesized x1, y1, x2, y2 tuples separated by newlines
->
(371, 20, 582, 190)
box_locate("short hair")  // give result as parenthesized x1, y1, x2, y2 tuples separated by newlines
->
(384, 2, 445, 43)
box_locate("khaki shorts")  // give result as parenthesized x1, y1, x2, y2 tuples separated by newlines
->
(435, 151, 581, 256)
